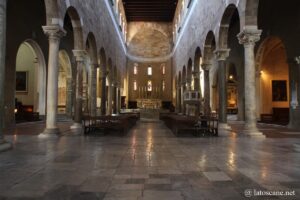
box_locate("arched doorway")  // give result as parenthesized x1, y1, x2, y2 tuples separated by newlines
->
(15, 40, 46, 122)
(58, 50, 72, 115)
(256, 36, 290, 125)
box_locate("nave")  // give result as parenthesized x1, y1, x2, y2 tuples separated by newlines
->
(0, 121, 299, 199)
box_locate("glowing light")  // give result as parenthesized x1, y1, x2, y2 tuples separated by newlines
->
(229, 75, 234, 80)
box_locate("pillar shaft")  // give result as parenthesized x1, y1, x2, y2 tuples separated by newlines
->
(238, 28, 264, 136)
(215, 49, 230, 124)
(0, 0, 7, 143)
(181, 83, 186, 114)
(107, 82, 113, 115)
(176, 84, 181, 113)
(101, 69, 107, 115)
(193, 72, 200, 91)
(42, 26, 66, 134)
(66, 78, 73, 116)
(72, 50, 86, 125)
(90, 64, 98, 117)
(202, 64, 211, 116)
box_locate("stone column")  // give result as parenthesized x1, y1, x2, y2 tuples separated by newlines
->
(42, 26, 66, 135)
(202, 63, 211, 116)
(193, 71, 200, 91)
(115, 81, 120, 114)
(238, 28, 264, 137)
(214, 49, 231, 131)
(0, 0, 12, 151)
(288, 58, 300, 129)
(107, 80, 113, 115)
(70, 50, 86, 130)
(193, 71, 201, 115)
(66, 77, 73, 116)
(181, 82, 186, 114)
(176, 83, 181, 113)
(100, 68, 107, 115)
(90, 63, 98, 117)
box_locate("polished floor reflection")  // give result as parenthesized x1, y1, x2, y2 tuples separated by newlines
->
(0, 121, 300, 199)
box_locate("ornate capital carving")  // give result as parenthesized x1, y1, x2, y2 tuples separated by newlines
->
(214, 49, 230, 61)
(201, 63, 212, 70)
(72, 50, 87, 62)
(42, 25, 66, 40)
(295, 56, 300, 65)
(237, 28, 262, 46)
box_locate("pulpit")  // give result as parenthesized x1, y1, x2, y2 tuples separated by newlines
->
(184, 90, 201, 116)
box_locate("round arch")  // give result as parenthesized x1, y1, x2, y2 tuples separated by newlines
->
(218, 4, 240, 49)
(15, 40, 47, 117)
(255, 36, 290, 124)
(203, 31, 216, 64)
(64, 6, 84, 50)
(58, 50, 72, 115)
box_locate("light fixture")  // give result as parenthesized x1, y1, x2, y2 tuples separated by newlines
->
(229, 75, 233, 80)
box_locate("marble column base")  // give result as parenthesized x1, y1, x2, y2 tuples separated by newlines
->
(218, 123, 231, 131)
(70, 123, 82, 130)
(218, 123, 231, 137)
(243, 128, 265, 138)
(0, 140, 12, 152)
(40, 128, 60, 135)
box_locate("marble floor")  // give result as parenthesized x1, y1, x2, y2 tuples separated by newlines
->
(0, 121, 300, 199)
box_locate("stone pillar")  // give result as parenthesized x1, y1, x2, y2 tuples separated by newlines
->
(90, 63, 98, 117)
(66, 77, 73, 116)
(0, 0, 12, 151)
(214, 49, 231, 131)
(107, 80, 113, 115)
(100, 68, 107, 115)
(238, 28, 264, 137)
(202, 63, 211, 116)
(193, 71, 200, 91)
(115, 81, 120, 114)
(42, 26, 66, 135)
(181, 82, 186, 114)
(288, 58, 300, 129)
(70, 50, 86, 130)
(193, 71, 201, 115)
(176, 83, 181, 113)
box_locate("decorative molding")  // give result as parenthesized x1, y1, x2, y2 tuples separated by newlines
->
(237, 27, 262, 46)
(42, 25, 66, 40)
(214, 49, 230, 61)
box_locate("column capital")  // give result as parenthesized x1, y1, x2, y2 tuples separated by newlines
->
(295, 56, 300, 65)
(201, 63, 212, 70)
(214, 49, 230, 61)
(42, 25, 66, 40)
(72, 50, 87, 62)
(237, 28, 262, 46)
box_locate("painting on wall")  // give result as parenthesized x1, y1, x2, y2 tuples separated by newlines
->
(16, 71, 28, 92)
(272, 80, 287, 101)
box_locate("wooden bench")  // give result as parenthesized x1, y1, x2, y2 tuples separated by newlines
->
(159, 113, 218, 137)
(82, 114, 138, 136)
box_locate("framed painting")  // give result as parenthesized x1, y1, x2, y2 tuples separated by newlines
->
(16, 71, 28, 92)
(272, 80, 287, 101)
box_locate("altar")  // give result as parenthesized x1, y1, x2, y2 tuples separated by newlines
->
(137, 99, 162, 109)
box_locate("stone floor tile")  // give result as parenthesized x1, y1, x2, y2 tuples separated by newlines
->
(203, 171, 232, 182)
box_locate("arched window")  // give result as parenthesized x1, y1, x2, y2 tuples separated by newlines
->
(133, 80, 137, 91)
(147, 66, 152, 76)
(161, 64, 166, 75)
(162, 80, 166, 91)
(147, 80, 152, 91)
(133, 63, 138, 75)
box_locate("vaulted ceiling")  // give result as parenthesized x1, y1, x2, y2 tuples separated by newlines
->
(123, 0, 178, 22)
